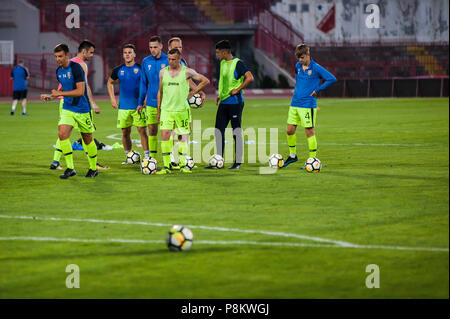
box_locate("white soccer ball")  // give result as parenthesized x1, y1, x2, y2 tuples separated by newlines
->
(209, 154, 224, 169)
(166, 225, 194, 251)
(305, 157, 322, 173)
(268, 153, 284, 168)
(126, 150, 141, 164)
(188, 93, 203, 109)
(141, 157, 157, 175)
(185, 156, 195, 170)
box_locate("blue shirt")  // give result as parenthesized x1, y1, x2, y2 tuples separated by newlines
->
(139, 52, 169, 108)
(11, 65, 29, 91)
(56, 61, 91, 113)
(111, 63, 142, 110)
(220, 59, 249, 105)
(291, 58, 337, 108)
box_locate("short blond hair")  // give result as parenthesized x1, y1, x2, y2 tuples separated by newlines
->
(168, 37, 182, 47)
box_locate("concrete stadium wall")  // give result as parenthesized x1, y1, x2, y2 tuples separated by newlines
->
(0, 0, 40, 53)
(271, 0, 449, 43)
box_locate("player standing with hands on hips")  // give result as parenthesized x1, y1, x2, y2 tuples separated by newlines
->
(156, 48, 210, 174)
(283, 44, 337, 168)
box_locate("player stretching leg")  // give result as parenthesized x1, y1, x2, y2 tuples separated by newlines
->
(152, 48, 209, 174)
(283, 44, 336, 168)
(41, 44, 98, 179)
(107, 44, 149, 163)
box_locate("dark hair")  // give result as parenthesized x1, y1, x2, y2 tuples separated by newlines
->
(18, 59, 24, 64)
(54, 43, 69, 54)
(295, 44, 310, 58)
(149, 35, 162, 43)
(78, 40, 95, 53)
(123, 44, 136, 53)
(215, 40, 231, 51)
(168, 48, 181, 56)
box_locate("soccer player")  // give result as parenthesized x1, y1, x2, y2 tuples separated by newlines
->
(167, 37, 206, 168)
(137, 35, 168, 159)
(107, 44, 149, 162)
(205, 40, 254, 170)
(156, 48, 210, 174)
(40, 44, 98, 179)
(283, 44, 337, 168)
(10, 59, 30, 115)
(49, 40, 105, 170)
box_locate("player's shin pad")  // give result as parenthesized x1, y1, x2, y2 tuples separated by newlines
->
(53, 138, 63, 162)
(161, 140, 172, 169)
(178, 142, 188, 167)
(149, 136, 158, 155)
(85, 141, 98, 170)
(60, 138, 74, 169)
(287, 134, 297, 155)
(307, 135, 317, 158)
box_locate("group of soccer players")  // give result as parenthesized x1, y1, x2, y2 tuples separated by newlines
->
(38, 35, 336, 179)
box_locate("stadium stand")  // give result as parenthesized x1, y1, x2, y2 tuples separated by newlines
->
(2, 0, 448, 97)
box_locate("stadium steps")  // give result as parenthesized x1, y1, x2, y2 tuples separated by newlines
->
(194, 0, 234, 25)
(407, 46, 446, 76)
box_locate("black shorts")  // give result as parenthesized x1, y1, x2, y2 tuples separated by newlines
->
(13, 90, 27, 100)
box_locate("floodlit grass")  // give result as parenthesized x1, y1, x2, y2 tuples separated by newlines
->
(0, 97, 448, 298)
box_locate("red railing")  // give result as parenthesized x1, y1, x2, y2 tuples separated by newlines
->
(117, 1, 215, 91)
(39, 2, 104, 46)
(254, 9, 304, 76)
(39, 1, 140, 81)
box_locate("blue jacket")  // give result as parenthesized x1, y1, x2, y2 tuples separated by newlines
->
(138, 52, 168, 108)
(291, 58, 337, 108)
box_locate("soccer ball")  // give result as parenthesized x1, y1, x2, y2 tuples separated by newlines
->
(305, 157, 322, 173)
(141, 157, 157, 175)
(268, 153, 284, 168)
(188, 93, 203, 109)
(209, 154, 224, 169)
(166, 225, 193, 251)
(126, 150, 141, 164)
(185, 156, 195, 170)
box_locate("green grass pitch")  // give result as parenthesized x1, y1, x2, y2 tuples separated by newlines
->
(0, 97, 448, 298)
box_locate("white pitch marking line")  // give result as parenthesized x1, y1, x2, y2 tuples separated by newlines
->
(0, 214, 352, 246)
(0, 215, 448, 252)
(0, 237, 447, 252)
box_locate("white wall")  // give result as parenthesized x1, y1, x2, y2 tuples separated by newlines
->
(0, 0, 104, 92)
(271, 0, 449, 43)
(0, 0, 40, 53)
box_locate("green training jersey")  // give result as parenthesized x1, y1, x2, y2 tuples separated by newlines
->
(218, 57, 244, 102)
(161, 65, 189, 112)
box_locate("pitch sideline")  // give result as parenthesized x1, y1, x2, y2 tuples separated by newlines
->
(0, 214, 448, 252)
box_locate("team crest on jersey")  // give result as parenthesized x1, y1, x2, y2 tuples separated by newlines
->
(67, 72, 71, 79)
(161, 64, 166, 69)
(308, 70, 312, 76)
(133, 68, 139, 74)
(148, 65, 152, 70)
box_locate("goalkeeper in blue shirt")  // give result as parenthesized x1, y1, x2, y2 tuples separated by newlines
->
(283, 44, 337, 168)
